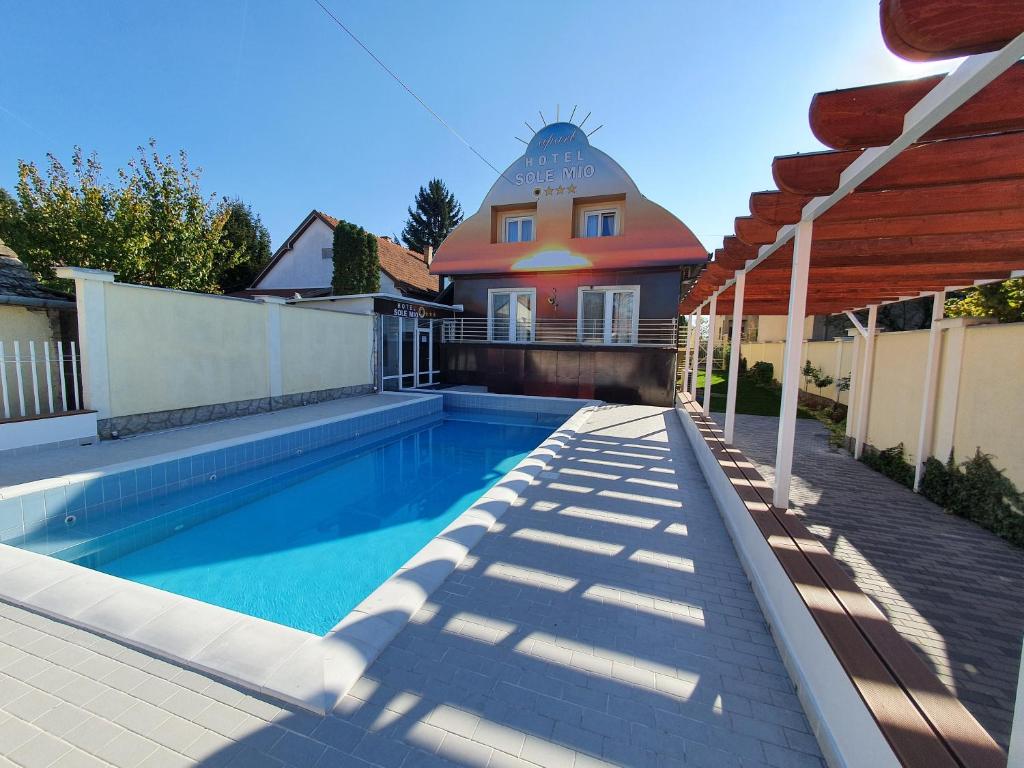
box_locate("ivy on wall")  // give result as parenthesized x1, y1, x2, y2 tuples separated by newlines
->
(332, 220, 380, 295)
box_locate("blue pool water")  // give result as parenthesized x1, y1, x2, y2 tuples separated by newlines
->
(95, 416, 553, 635)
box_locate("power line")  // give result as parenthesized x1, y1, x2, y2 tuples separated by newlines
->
(312, 0, 514, 185)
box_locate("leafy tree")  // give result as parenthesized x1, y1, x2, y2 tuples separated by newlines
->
(332, 220, 380, 294)
(0, 140, 228, 293)
(945, 279, 1024, 323)
(217, 198, 272, 293)
(401, 178, 463, 254)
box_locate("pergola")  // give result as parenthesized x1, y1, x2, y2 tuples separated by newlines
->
(679, 0, 1024, 511)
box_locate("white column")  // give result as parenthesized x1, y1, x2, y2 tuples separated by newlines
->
(261, 296, 286, 398)
(913, 291, 945, 491)
(853, 304, 879, 459)
(689, 305, 703, 398)
(682, 312, 694, 396)
(702, 295, 717, 417)
(831, 337, 844, 401)
(724, 271, 746, 443)
(773, 220, 813, 509)
(55, 266, 114, 420)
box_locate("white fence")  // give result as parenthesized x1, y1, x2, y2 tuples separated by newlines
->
(0, 339, 82, 421)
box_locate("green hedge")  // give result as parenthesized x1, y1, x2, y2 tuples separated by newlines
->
(922, 451, 1024, 547)
(861, 443, 1024, 548)
(332, 220, 380, 295)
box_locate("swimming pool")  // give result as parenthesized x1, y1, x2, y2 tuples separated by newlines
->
(82, 415, 552, 635)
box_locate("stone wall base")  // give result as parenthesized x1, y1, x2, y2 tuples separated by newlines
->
(97, 384, 376, 439)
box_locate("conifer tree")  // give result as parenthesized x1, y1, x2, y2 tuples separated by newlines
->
(401, 178, 463, 254)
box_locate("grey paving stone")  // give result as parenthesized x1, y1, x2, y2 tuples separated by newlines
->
(0, 405, 825, 768)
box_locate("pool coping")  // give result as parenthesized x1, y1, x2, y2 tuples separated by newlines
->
(0, 393, 599, 715)
(0, 392, 428, 501)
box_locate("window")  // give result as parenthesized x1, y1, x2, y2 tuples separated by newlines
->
(488, 288, 535, 342)
(577, 286, 639, 344)
(321, 247, 333, 260)
(503, 215, 535, 243)
(577, 205, 620, 238)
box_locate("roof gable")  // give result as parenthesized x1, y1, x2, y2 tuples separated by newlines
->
(251, 210, 438, 297)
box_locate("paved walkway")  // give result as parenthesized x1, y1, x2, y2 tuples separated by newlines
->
(0, 405, 824, 767)
(0, 394, 424, 490)
(723, 413, 1024, 750)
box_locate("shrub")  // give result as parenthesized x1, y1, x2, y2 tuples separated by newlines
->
(749, 361, 774, 386)
(921, 450, 1024, 547)
(860, 443, 914, 488)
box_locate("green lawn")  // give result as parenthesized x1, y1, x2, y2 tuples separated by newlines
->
(691, 370, 815, 419)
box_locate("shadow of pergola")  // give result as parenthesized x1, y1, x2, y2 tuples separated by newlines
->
(196, 406, 821, 767)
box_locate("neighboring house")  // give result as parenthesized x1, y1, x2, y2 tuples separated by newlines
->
(430, 120, 707, 406)
(239, 210, 439, 301)
(0, 237, 76, 343)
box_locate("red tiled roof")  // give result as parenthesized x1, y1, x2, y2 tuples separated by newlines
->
(374, 236, 439, 296)
(314, 211, 438, 297)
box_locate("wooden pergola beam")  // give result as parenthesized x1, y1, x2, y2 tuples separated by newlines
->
(811, 63, 1024, 150)
(881, 0, 1024, 62)
(737, 208, 1024, 246)
(749, 178, 1024, 227)
(772, 131, 1024, 196)
(810, 62, 1024, 150)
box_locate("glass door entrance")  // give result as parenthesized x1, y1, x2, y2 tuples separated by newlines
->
(381, 315, 441, 390)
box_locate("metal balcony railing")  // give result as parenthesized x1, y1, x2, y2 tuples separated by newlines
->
(441, 318, 678, 347)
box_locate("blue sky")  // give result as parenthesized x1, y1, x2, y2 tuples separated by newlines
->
(1, 1, 951, 255)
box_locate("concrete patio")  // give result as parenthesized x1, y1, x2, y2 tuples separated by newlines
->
(721, 412, 1024, 750)
(0, 404, 824, 767)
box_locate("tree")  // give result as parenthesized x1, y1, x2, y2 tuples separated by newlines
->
(332, 220, 380, 295)
(217, 199, 272, 293)
(0, 140, 229, 293)
(401, 178, 463, 254)
(945, 279, 1024, 323)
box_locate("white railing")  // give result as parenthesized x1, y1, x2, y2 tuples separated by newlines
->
(0, 339, 82, 421)
(442, 318, 678, 347)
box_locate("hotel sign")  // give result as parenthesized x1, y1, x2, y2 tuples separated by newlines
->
(513, 125, 596, 187)
(373, 297, 448, 319)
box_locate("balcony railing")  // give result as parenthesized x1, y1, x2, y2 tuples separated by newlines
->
(441, 318, 678, 347)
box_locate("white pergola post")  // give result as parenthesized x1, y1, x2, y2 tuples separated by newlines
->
(853, 304, 879, 459)
(913, 291, 945, 491)
(773, 220, 813, 509)
(689, 305, 703, 398)
(682, 312, 695, 396)
(724, 271, 746, 443)
(702, 295, 717, 417)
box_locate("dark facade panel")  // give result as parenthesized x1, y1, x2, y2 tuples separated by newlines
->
(442, 344, 676, 406)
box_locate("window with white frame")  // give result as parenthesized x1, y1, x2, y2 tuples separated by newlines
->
(577, 286, 639, 344)
(578, 205, 621, 238)
(488, 288, 535, 342)
(501, 214, 535, 243)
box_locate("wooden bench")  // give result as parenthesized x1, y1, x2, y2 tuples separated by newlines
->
(679, 396, 1004, 768)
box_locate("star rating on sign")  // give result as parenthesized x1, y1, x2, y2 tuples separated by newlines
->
(544, 186, 554, 196)
(555, 185, 565, 195)
(567, 184, 577, 194)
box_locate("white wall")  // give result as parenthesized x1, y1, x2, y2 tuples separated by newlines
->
(257, 219, 401, 297)
(380, 272, 400, 297)
(258, 219, 334, 289)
